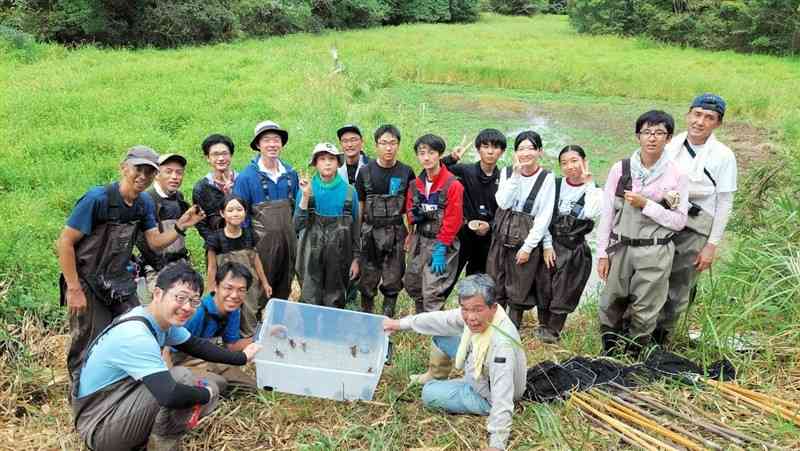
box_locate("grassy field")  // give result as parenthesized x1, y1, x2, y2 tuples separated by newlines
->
(1, 13, 799, 450)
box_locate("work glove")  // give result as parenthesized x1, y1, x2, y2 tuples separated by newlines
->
(430, 241, 448, 274)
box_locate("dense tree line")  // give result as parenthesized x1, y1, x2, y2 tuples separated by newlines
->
(568, 0, 800, 55)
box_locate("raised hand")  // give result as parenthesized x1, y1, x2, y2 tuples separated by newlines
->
(450, 135, 471, 161)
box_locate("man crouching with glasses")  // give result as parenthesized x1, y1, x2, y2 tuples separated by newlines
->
(383, 274, 526, 451)
(71, 262, 261, 451)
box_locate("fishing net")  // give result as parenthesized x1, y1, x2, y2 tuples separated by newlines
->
(522, 361, 580, 402)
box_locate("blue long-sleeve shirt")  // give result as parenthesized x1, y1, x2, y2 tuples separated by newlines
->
(233, 156, 299, 208)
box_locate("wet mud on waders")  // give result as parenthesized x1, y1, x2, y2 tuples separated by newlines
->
(71, 316, 223, 451)
(296, 186, 356, 308)
(535, 177, 595, 338)
(358, 168, 408, 317)
(404, 176, 461, 314)
(487, 168, 550, 328)
(249, 172, 296, 332)
(599, 159, 678, 353)
(63, 184, 141, 380)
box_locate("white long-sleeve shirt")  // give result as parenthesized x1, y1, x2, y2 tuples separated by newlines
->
(542, 179, 602, 249)
(495, 167, 556, 253)
(398, 309, 527, 450)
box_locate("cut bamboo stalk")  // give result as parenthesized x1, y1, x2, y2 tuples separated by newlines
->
(609, 382, 753, 446)
(570, 395, 660, 451)
(711, 381, 800, 421)
(709, 380, 800, 411)
(574, 392, 680, 451)
(595, 389, 723, 450)
(592, 391, 709, 451)
(583, 410, 642, 449)
(716, 386, 800, 427)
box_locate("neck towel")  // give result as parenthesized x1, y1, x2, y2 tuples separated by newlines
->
(454, 306, 508, 379)
(630, 149, 669, 187)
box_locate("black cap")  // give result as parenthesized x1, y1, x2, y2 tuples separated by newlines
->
(336, 124, 362, 140)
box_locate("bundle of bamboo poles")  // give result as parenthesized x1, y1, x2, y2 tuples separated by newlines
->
(569, 389, 712, 450)
(706, 379, 800, 427)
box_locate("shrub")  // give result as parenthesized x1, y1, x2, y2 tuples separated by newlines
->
(484, 0, 549, 15)
(311, 0, 388, 29)
(568, 0, 800, 55)
(136, 0, 239, 47)
(237, 0, 315, 36)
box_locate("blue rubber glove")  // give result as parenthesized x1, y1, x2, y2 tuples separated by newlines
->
(430, 242, 448, 274)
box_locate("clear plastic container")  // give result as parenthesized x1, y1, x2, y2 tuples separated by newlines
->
(254, 299, 388, 401)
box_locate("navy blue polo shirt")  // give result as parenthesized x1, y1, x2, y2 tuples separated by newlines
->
(66, 182, 158, 235)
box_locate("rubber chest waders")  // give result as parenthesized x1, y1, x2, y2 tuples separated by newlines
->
(487, 168, 550, 311)
(296, 186, 355, 308)
(404, 176, 460, 313)
(64, 184, 142, 380)
(216, 248, 265, 337)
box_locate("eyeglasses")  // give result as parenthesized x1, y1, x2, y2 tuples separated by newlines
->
(172, 292, 202, 308)
(131, 164, 158, 178)
(638, 130, 669, 138)
(377, 140, 399, 147)
(341, 137, 361, 145)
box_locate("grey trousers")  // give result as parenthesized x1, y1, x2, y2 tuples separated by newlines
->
(658, 229, 707, 333)
(599, 243, 675, 338)
(404, 234, 460, 312)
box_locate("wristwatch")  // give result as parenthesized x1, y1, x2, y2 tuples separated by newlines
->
(174, 223, 186, 236)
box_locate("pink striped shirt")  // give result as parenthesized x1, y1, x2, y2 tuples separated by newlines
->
(596, 159, 689, 258)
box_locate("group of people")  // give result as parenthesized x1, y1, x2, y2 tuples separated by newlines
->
(56, 92, 735, 451)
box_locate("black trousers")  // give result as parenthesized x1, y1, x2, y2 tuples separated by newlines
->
(442, 227, 492, 300)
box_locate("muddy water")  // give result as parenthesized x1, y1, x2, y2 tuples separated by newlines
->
(457, 113, 604, 303)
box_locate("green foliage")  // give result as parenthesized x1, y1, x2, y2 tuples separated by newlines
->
(2, 0, 481, 48)
(237, 0, 316, 36)
(484, 0, 549, 16)
(568, 0, 800, 55)
(137, 0, 239, 47)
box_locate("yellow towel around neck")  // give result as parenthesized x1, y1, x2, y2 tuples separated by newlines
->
(454, 305, 508, 380)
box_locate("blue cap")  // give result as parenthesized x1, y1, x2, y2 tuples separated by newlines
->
(691, 93, 726, 118)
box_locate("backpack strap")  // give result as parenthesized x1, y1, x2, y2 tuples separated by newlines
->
(437, 175, 455, 209)
(104, 183, 124, 223)
(554, 177, 562, 216)
(362, 164, 373, 194)
(343, 185, 354, 216)
(522, 169, 550, 214)
(82, 315, 160, 369)
(615, 159, 632, 198)
(683, 138, 717, 187)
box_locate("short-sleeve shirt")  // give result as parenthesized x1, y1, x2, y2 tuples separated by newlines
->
(66, 182, 158, 235)
(355, 160, 415, 200)
(182, 294, 241, 344)
(78, 306, 191, 398)
(205, 227, 256, 255)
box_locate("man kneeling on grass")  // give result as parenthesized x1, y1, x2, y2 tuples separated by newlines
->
(383, 274, 526, 451)
(71, 262, 261, 451)
(170, 261, 258, 389)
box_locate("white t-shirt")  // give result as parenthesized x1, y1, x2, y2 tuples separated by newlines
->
(258, 158, 287, 184)
(665, 132, 737, 215)
(542, 179, 602, 249)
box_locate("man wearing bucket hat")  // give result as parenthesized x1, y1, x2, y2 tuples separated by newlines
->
(57, 146, 207, 381)
(655, 94, 737, 345)
(337, 124, 370, 185)
(234, 121, 299, 335)
(135, 153, 191, 300)
(294, 143, 361, 308)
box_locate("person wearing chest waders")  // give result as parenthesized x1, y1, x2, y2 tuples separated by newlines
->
(193, 134, 237, 245)
(439, 129, 506, 299)
(383, 274, 527, 451)
(486, 131, 556, 330)
(172, 262, 258, 390)
(58, 146, 206, 381)
(597, 110, 689, 357)
(205, 195, 272, 336)
(71, 263, 261, 451)
(355, 124, 416, 317)
(234, 120, 299, 334)
(136, 153, 191, 299)
(534, 145, 602, 343)
(655, 94, 737, 346)
(294, 143, 361, 308)
(405, 134, 465, 314)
